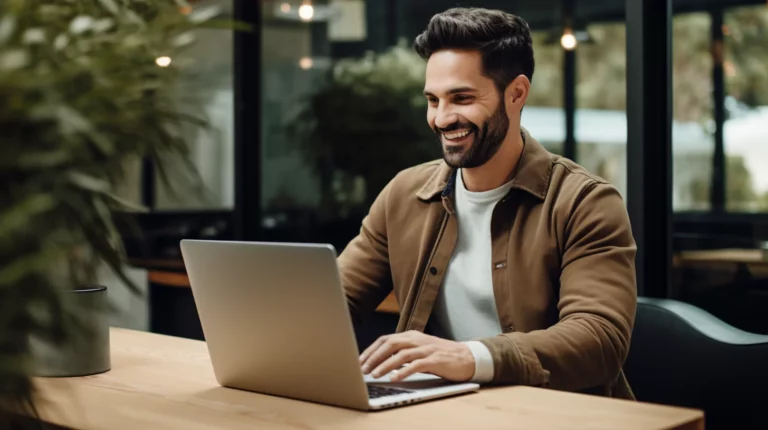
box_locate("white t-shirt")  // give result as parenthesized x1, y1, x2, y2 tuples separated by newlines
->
(430, 169, 514, 383)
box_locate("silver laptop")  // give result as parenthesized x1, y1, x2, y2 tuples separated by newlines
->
(180, 239, 479, 411)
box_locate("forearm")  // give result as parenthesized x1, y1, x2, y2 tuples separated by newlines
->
(478, 314, 631, 390)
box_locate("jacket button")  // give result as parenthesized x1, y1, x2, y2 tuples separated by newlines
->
(429, 267, 438, 275)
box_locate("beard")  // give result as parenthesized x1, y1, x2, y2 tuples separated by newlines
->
(436, 102, 510, 169)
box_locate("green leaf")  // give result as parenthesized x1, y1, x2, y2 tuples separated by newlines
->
(0, 194, 56, 239)
(22, 28, 46, 45)
(103, 192, 148, 213)
(0, 49, 29, 71)
(97, 0, 120, 15)
(124, 10, 145, 26)
(188, 6, 221, 24)
(53, 105, 115, 155)
(0, 248, 64, 288)
(67, 171, 110, 193)
(92, 195, 124, 258)
(53, 33, 69, 50)
(14, 150, 72, 169)
(69, 16, 94, 35)
(0, 16, 16, 45)
(171, 31, 195, 47)
(92, 18, 115, 33)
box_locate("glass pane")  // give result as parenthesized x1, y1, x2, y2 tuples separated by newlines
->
(672, 12, 714, 212)
(724, 6, 768, 212)
(154, 0, 235, 210)
(525, 31, 564, 155)
(261, 0, 440, 238)
(576, 21, 627, 200)
(260, 3, 566, 245)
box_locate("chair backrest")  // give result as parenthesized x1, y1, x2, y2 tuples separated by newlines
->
(624, 297, 768, 430)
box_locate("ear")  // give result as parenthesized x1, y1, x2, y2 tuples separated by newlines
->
(504, 74, 530, 113)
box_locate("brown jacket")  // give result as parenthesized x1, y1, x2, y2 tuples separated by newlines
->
(338, 130, 637, 399)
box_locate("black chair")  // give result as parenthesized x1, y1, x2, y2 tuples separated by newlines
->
(624, 297, 768, 430)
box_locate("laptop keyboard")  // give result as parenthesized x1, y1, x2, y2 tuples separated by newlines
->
(367, 385, 411, 399)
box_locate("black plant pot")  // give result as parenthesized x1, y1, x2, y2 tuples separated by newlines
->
(30, 285, 111, 377)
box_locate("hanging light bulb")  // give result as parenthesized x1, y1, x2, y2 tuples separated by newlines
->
(280, 3, 291, 13)
(155, 56, 172, 67)
(299, 57, 313, 70)
(298, 2, 314, 21)
(560, 29, 577, 51)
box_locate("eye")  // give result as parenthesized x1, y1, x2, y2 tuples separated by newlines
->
(453, 94, 473, 104)
(426, 96, 439, 106)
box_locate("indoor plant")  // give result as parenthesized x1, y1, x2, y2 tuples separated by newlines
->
(287, 40, 441, 219)
(0, 0, 237, 424)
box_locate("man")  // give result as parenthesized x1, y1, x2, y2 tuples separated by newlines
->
(337, 7, 637, 399)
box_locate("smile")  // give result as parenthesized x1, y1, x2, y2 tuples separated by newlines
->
(443, 129, 473, 140)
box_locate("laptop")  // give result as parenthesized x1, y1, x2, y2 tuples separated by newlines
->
(179, 239, 480, 411)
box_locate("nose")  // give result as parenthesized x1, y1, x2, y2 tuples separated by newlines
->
(434, 104, 458, 130)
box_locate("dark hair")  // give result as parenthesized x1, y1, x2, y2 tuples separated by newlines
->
(413, 7, 534, 92)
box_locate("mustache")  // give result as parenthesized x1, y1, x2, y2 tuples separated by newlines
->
(435, 122, 478, 134)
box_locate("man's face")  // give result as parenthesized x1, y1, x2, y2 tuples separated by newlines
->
(424, 49, 510, 169)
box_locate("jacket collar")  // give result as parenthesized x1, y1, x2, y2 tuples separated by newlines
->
(416, 128, 553, 201)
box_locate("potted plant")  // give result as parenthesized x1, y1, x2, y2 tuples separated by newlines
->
(286, 40, 441, 220)
(0, 0, 242, 425)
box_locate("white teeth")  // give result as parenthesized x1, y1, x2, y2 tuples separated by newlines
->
(444, 129, 471, 140)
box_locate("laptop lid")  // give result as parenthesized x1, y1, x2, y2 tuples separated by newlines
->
(180, 240, 371, 410)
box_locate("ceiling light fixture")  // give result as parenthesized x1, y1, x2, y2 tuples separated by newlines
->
(298, 2, 314, 21)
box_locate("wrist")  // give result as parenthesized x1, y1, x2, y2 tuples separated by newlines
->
(462, 341, 495, 384)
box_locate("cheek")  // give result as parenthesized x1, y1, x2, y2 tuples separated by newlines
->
(459, 107, 486, 127)
(426, 109, 436, 128)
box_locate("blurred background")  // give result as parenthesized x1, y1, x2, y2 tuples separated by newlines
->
(104, 0, 768, 356)
(4, 1, 767, 428)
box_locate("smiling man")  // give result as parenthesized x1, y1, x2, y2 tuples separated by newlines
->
(337, 7, 638, 399)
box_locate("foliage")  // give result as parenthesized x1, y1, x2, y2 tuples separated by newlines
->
(0, 0, 234, 423)
(528, 10, 768, 211)
(287, 40, 440, 218)
(725, 7, 768, 109)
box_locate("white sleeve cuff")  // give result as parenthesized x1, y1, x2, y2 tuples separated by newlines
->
(462, 341, 494, 384)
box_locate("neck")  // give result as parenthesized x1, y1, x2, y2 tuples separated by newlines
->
(461, 129, 524, 192)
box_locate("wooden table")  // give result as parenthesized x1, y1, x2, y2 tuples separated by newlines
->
(32, 328, 704, 430)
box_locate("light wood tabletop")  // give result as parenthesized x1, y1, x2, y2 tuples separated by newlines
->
(32, 328, 704, 430)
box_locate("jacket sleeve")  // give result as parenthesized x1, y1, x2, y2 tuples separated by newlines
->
(479, 182, 637, 391)
(337, 179, 394, 327)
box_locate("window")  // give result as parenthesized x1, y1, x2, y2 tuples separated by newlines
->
(575, 21, 627, 200)
(724, 6, 768, 212)
(525, 31, 565, 155)
(671, 12, 714, 211)
(112, 0, 236, 211)
(259, 3, 568, 247)
(154, 0, 235, 210)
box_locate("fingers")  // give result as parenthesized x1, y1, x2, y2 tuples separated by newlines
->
(371, 345, 433, 378)
(389, 358, 432, 382)
(361, 336, 410, 375)
(360, 331, 422, 375)
(359, 334, 388, 366)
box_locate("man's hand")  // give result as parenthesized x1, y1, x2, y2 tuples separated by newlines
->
(359, 330, 475, 382)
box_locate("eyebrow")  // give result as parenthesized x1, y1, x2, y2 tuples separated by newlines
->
(423, 86, 478, 97)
